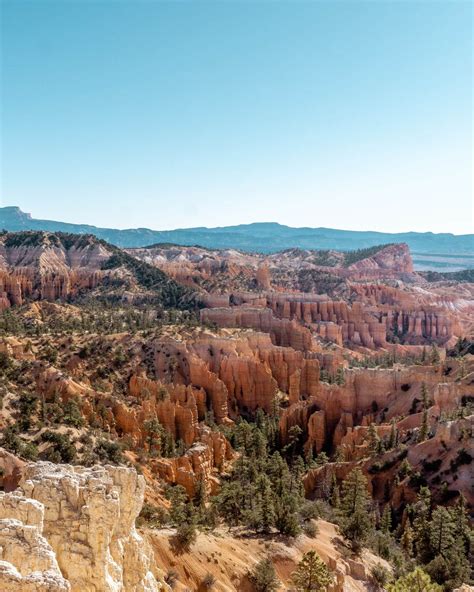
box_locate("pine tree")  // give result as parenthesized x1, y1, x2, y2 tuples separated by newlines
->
(380, 504, 392, 534)
(143, 418, 163, 456)
(400, 518, 414, 557)
(333, 446, 345, 462)
(339, 468, 373, 552)
(387, 567, 442, 592)
(419, 408, 429, 442)
(449, 494, 472, 555)
(193, 477, 207, 523)
(175, 503, 197, 550)
(167, 485, 189, 525)
(252, 428, 268, 459)
(315, 451, 328, 466)
(284, 425, 303, 459)
(412, 486, 432, 563)
(430, 345, 440, 365)
(215, 480, 245, 526)
(421, 346, 427, 364)
(257, 475, 276, 533)
(329, 473, 340, 509)
(458, 358, 466, 379)
(274, 492, 301, 537)
(340, 468, 370, 515)
(367, 423, 380, 457)
(429, 506, 454, 558)
(291, 550, 332, 592)
(335, 367, 345, 386)
(420, 382, 429, 409)
(305, 446, 315, 468)
(162, 430, 175, 457)
(388, 419, 398, 449)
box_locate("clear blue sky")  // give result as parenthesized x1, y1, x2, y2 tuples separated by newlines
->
(1, 1, 472, 233)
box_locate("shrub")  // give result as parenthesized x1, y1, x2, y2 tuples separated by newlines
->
(0, 351, 12, 372)
(201, 573, 216, 589)
(248, 558, 280, 592)
(302, 520, 319, 538)
(299, 500, 320, 521)
(62, 399, 85, 428)
(22, 442, 39, 460)
(450, 448, 472, 470)
(41, 430, 76, 463)
(137, 503, 168, 528)
(94, 439, 123, 464)
(422, 458, 442, 473)
(175, 521, 197, 551)
(164, 569, 179, 589)
(371, 564, 389, 588)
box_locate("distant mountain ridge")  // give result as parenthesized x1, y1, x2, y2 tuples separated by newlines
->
(1, 206, 473, 270)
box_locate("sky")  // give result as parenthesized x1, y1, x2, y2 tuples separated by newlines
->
(0, 0, 472, 234)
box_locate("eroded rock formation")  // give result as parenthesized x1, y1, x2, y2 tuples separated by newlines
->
(0, 460, 167, 592)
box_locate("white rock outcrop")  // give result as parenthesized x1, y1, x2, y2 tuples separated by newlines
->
(0, 491, 70, 591)
(0, 461, 167, 592)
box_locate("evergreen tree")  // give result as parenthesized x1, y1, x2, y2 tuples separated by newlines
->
(420, 383, 430, 409)
(254, 474, 276, 533)
(430, 345, 440, 365)
(291, 550, 332, 592)
(367, 423, 380, 457)
(215, 480, 245, 526)
(167, 484, 197, 550)
(381, 504, 392, 534)
(329, 474, 340, 509)
(449, 494, 472, 555)
(428, 506, 454, 558)
(412, 487, 432, 563)
(143, 418, 163, 456)
(421, 347, 427, 364)
(284, 425, 303, 459)
(340, 508, 372, 554)
(400, 518, 414, 557)
(425, 552, 471, 592)
(193, 477, 208, 524)
(339, 468, 373, 552)
(274, 492, 301, 537)
(335, 367, 345, 386)
(175, 504, 197, 550)
(388, 419, 398, 449)
(314, 451, 329, 467)
(419, 409, 429, 442)
(340, 468, 370, 515)
(305, 446, 315, 468)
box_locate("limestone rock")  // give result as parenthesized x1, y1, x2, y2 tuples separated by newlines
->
(15, 462, 166, 592)
(0, 491, 70, 592)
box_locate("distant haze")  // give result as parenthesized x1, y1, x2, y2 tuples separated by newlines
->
(1, 206, 472, 272)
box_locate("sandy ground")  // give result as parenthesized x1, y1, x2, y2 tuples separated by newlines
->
(147, 519, 389, 591)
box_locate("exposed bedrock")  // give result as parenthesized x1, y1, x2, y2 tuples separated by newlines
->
(202, 285, 465, 348)
(0, 460, 167, 592)
(153, 333, 320, 417)
(279, 364, 449, 452)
